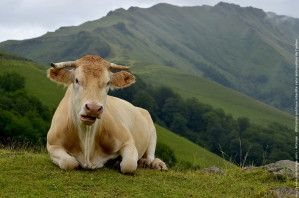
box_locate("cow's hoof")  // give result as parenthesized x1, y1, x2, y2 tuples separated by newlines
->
(138, 158, 151, 168)
(59, 157, 79, 170)
(120, 160, 137, 174)
(151, 158, 168, 171)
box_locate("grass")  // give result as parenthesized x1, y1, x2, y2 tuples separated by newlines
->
(0, 149, 294, 197)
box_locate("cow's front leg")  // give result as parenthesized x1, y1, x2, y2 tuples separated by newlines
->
(119, 144, 138, 174)
(47, 144, 79, 170)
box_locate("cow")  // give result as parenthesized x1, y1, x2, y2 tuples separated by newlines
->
(46, 55, 167, 174)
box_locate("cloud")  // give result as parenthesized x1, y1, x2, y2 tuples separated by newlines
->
(226, 0, 299, 18)
(0, 0, 112, 41)
(0, 24, 47, 41)
(0, 0, 298, 42)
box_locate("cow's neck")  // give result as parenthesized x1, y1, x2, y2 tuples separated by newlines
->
(82, 124, 96, 168)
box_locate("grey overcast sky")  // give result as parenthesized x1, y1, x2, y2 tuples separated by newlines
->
(0, 0, 298, 42)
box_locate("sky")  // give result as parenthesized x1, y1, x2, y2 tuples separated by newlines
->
(0, 0, 298, 42)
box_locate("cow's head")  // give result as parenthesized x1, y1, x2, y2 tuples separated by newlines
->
(47, 55, 135, 125)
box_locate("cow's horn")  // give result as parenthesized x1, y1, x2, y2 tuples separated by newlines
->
(50, 61, 76, 69)
(110, 63, 129, 70)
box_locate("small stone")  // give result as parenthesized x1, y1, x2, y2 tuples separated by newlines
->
(202, 166, 225, 175)
(269, 186, 298, 198)
(243, 166, 259, 171)
(262, 160, 298, 179)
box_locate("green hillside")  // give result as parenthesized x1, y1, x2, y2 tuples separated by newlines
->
(132, 64, 293, 127)
(0, 149, 294, 197)
(156, 125, 229, 168)
(0, 51, 65, 108)
(0, 50, 229, 168)
(0, 3, 297, 114)
(2, 50, 290, 126)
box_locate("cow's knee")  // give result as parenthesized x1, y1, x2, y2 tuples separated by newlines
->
(57, 156, 79, 170)
(120, 144, 138, 174)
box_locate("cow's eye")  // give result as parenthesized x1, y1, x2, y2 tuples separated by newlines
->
(107, 81, 110, 86)
(75, 78, 79, 84)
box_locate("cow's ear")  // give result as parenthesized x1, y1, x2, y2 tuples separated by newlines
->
(110, 71, 135, 88)
(47, 68, 73, 85)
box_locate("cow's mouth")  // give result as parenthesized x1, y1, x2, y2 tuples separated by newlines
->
(80, 115, 97, 124)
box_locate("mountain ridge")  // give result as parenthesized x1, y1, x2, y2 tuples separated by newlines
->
(0, 2, 296, 115)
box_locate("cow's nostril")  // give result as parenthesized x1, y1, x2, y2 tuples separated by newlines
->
(98, 106, 103, 112)
(85, 104, 90, 110)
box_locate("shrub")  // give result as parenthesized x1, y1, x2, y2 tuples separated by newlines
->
(0, 72, 25, 92)
(155, 143, 177, 167)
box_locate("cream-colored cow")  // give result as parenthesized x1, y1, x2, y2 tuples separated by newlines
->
(47, 55, 167, 173)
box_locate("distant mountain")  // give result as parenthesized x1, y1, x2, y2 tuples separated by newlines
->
(0, 2, 297, 114)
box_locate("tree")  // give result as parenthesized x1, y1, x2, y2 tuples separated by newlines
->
(170, 113, 188, 135)
(0, 72, 25, 92)
(0, 73, 51, 145)
(153, 87, 178, 109)
(132, 90, 158, 119)
(183, 98, 211, 132)
(155, 143, 177, 167)
(161, 97, 183, 126)
(238, 117, 250, 134)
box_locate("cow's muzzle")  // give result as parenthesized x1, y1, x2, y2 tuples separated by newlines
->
(80, 103, 103, 125)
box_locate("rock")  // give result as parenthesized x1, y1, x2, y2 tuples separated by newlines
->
(262, 160, 298, 179)
(269, 186, 298, 198)
(243, 166, 259, 171)
(202, 166, 225, 175)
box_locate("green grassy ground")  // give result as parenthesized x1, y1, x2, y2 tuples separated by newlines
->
(0, 149, 294, 197)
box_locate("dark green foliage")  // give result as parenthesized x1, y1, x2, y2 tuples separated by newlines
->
(0, 72, 25, 92)
(169, 113, 188, 136)
(0, 73, 51, 144)
(132, 90, 157, 119)
(110, 77, 293, 166)
(238, 117, 250, 134)
(155, 143, 177, 167)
